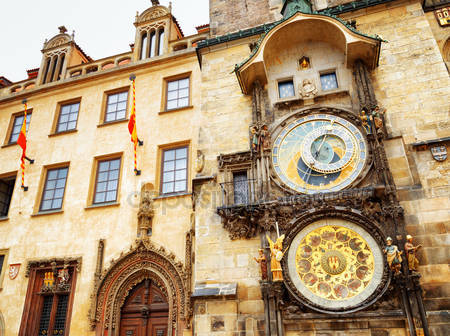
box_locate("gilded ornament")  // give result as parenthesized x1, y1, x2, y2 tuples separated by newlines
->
(293, 225, 376, 301)
(267, 234, 286, 281)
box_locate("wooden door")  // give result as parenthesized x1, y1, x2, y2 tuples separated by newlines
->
(119, 279, 169, 336)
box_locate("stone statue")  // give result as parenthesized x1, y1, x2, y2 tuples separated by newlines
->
(404, 235, 421, 272)
(137, 190, 155, 237)
(260, 124, 270, 150)
(371, 105, 386, 135)
(254, 249, 268, 280)
(267, 234, 285, 281)
(383, 237, 402, 275)
(299, 79, 318, 99)
(251, 126, 259, 153)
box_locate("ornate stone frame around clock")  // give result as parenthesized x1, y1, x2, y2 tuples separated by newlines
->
(268, 105, 373, 195)
(89, 240, 191, 336)
(281, 208, 391, 314)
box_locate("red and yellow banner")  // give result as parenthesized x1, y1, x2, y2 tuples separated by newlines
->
(128, 75, 140, 175)
(18, 99, 28, 189)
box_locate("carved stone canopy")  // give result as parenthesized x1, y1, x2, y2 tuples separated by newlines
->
(89, 240, 191, 335)
(135, 4, 170, 25)
(236, 12, 381, 94)
(43, 32, 72, 51)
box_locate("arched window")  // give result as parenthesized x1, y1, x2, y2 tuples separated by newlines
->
(149, 31, 156, 58)
(49, 56, 58, 82)
(56, 53, 65, 80)
(42, 57, 51, 84)
(158, 28, 165, 56)
(140, 32, 147, 60)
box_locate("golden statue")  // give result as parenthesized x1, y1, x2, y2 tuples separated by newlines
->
(404, 235, 421, 272)
(383, 237, 402, 275)
(267, 234, 286, 281)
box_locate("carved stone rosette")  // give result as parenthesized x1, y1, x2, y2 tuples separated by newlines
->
(89, 240, 191, 335)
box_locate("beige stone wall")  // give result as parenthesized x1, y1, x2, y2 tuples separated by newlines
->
(194, 43, 266, 334)
(425, 10, 450, 66)
(0, 54, 201, 335)
(209, 0, 276, 36)
(343, 0, 450, 326)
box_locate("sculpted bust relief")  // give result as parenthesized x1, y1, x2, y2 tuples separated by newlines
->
(299, 79, 318, 99)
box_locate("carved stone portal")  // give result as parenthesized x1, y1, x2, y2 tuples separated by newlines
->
(89, 240, 191, 335)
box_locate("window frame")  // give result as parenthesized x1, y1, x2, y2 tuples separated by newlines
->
(3, 110, 33, 146)
(277, 78, 295, 100)
(319, 69, 339, 92)
(18, 260, 79, 336)
(100, 87, 130, 125)
(159, 143, 190, 196)
(0, 249, 9, 290)
(0, 172, 17, 218)
(52, 98, 81, 135)
(232, 170, 249, 205)
(162, 72, 192, 112)
(89, 153, 123, 206)
(38, 165, 70, 213)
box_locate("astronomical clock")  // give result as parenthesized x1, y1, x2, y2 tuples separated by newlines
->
(272, 114, 369, 194)
(268, 110, 389, 313)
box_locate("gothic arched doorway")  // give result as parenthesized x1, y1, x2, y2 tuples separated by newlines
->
(119, 279, 169, 336)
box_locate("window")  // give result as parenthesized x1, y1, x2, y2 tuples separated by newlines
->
(19, 259, 78, 336)
(278, 80, 295, 98)
(94, 158, 121, 204)
(320, 72, 338, 91)
(39, 167, 68, 212)
(233, 171, 248, 204)
(0, 250, 7, 290)
(0, 255, 4, 277)
(56, 102, 79, 133)
(166, 78, 189, 110)
(105, 91, 128, 123)
(0, 175, 16, 217)
(161, 147, 188, 194)
(8, 113, 32, 144)
(158, 28, 165, 56)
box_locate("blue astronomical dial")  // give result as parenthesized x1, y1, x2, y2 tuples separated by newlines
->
(272, 114, 368, 194)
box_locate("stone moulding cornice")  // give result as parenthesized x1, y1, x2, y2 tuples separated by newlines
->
(0, 48, 197, 105)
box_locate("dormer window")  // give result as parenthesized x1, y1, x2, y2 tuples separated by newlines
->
(41, 53, 65, 84)
(139, 28, 165, 60)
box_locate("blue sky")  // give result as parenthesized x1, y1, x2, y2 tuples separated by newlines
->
(0, 0, 209, 81)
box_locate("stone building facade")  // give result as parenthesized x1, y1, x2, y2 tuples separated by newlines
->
(0, 0, 449, 336)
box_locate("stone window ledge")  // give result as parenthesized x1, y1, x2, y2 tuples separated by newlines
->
(85, 202, 120, 210)
(31, 209, 64, 217)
